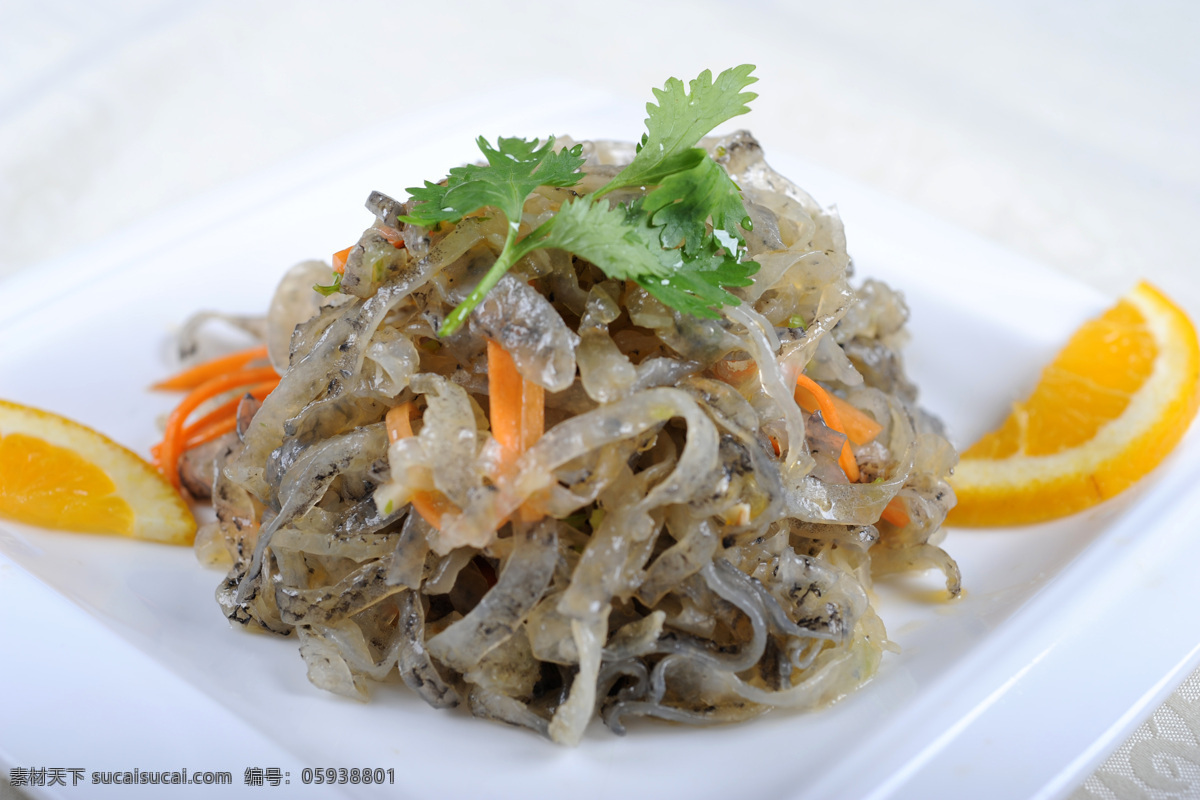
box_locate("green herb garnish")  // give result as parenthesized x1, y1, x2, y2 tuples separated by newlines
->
(595, 64, 758, 201)
(402, 66, 762, 336)
(399, 136, 586, 334)
(313, 270, 343, 297)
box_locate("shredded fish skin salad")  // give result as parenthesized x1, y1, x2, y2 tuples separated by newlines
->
(182, 70, 959, 746)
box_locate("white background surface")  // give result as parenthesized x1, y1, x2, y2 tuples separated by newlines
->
(1, 1, 1198, 797)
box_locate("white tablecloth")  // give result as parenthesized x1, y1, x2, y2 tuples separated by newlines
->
(1, 1, 1198, 797)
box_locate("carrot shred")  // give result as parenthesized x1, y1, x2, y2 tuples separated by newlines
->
(713, 357, 758, 385)
(377, 226, 406, 248)
(487, 340, 523, 467)
(794, 374, 860, 482)
(384, 401, 459, 530)
(834, 396, 884, 446)
(174, 379, 279, 453)
(332, 246, 354, 275)
(881, 497, 910, 527)
(794, 385, 883, 446)
(180, 416, 239, 451)
(487, 339, 544, 469)
(380, 342, 547, 531)
(157, 365, 279, 489)
(487, 339, 545, 521)
(178, 380, 279, 443)
(521, 380, 545, 455)
(410, 492, 459, 530)
(385, 402, 415, 442)
(152, 345, 269, 391)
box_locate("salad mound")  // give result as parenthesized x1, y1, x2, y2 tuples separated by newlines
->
(184, 67, 958, 745)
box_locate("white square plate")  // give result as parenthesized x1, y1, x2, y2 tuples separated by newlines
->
(3, 86, 1199, 799)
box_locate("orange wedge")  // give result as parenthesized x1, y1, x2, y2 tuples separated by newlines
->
(948, 281, 1200, 526)
(0, 400, 196, 543)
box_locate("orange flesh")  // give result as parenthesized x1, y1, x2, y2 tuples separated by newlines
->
(0, 432, 134, 535)
(965, 299, 1157, 460)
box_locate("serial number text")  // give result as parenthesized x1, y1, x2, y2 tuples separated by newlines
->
(301, 768, 395, 785)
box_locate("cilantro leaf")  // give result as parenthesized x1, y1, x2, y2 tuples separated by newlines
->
(589, 66, 758, 307)
(398, 67, 764, 335)
(523, 198, 758, 320)
(400, 136, 585, 228)
(516, 198, 673, 283)
(624, 206, 758, 318)
(642, 152, 752, 254)
(402, 136, 585, 335)
(597, 65, 758, 197)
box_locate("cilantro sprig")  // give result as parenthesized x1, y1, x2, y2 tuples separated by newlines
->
(399, 136, 586, 334)
(399, 66, 761, 336)
(594, 64, 758, 200)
